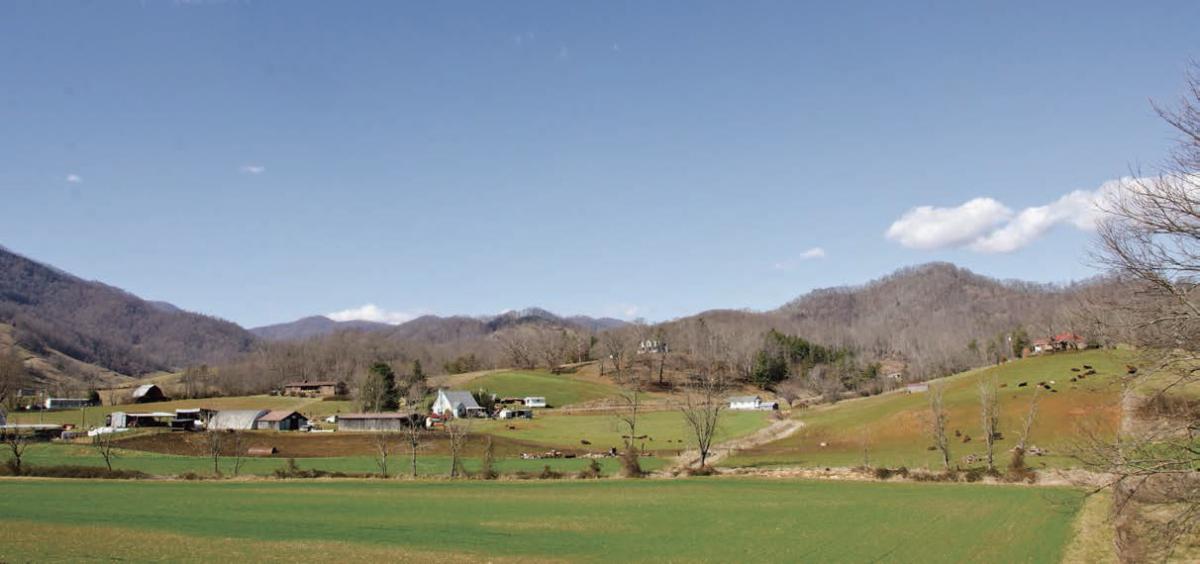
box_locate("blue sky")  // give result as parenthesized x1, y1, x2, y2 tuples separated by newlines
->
(2, 1, 1198, 327)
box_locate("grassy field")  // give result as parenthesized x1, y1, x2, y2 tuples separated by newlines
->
(725, 350, 1127, 470)
(458, 369, 621, 407)
(0, 478, 1084, 562)
(18, 442, 666, 477)
(476, 409, 771, 454)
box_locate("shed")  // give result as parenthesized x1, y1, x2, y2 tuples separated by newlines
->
(208, 409, 269, 430)
(282, 380, 347, 398)
(729, 396, 773, 410)
(523, 396, 547, 408)
(336, 412, 424, 432)
(255, 410, 309, 431)
(431, 389, 484, 418)
(131, 384, 168, 403)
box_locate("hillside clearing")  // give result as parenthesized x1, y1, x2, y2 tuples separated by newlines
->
(725, 350, 1127, 470)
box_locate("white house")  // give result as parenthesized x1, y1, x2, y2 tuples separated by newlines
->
(523, 396, 547, 408)
(728, 396, 779, 410)
(431, 390, 485, 418)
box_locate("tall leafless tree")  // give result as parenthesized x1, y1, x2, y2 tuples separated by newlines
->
(204, 429, 223, 476)
(1080, 62, 1200, 561)
(927, 382, 951, 471)
(404, 417, 425, 479)
(978, 374, 1000, 472)
(679, 322, 729, 469)
(2, 428, 29, 474)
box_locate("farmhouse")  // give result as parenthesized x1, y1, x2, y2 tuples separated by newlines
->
(336, 412, 424, 431)
(1031, 332, 1089, 355)
(43, 397, 91, 410)
(255, 410, 309, 431)
(728, 396, 779, 410)
(523, 396, 547, 408)
(638, 339, 669, 354)
(431, 389, 485, 418)
(282, 380, 347, 398)
(208, 409, 269, 430)
(131, 384, 168, 403)
(905, 383, 929, 393)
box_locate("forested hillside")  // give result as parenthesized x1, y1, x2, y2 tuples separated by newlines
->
(0, 247, 256, 377)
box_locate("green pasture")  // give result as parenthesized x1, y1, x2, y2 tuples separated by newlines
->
(0, 478, 1084, 563)
(458, 370, 620, 407)
(477, 409, 771, 454)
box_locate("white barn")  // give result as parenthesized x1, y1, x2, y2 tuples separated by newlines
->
(208, 409, 269, 430)
(431, 390, 484, 418)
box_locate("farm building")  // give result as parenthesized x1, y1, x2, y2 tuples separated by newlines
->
(497, 408, 533, 420)
(255, 410, 309, 431)
(43, 398, 91, 410)
(208, 409, 269, 430)
(282, 380, 347, 398)
(431, 389, 485, 418)
(728, 396, 778, 410)
(905, 383, 929, 393)
(523, 396, 547, 408)
(1031, 332, 1089, 355)
(336, 412, 424, 432)
(131, 384, 168, 403)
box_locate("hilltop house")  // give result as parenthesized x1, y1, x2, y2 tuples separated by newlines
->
(1031, 332, 1089, 355)
(336, 412, 424, 431)
(637, 339, 669, 354)
(282, 380, 347, 398)
(255, 410, 309, 431)
(431, 389, 485, 418)
(728, 396, 779, 410)
(131, 384, 168, 403)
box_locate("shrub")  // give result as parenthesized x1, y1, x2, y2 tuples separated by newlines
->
(577, 459, 603, 479)
(478, 436, 498, 480)
(1, 464, 148, 479)
(964, 468, 984, 482)
(619, 449, 644, 478)
(685, 465, 719, 477)
(539, 465, 563, 479)
(873, 467, 895, 480)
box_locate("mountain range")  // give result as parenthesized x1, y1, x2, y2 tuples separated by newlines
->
(0, 245, 1110, 389)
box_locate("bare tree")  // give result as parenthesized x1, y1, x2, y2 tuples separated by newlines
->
(2, 429, 30, 474)
(92, 431, 119, 472)
(404, 417, 425, 479)
(0, 348, 26, 410)
(204, 430, 223, 476)
(1080, 62, 1200, 561)
(445, 418, 471, 478)
(372, 429, 395, 478)
(1016, 385, 1043, 452)
(978, 374, 1000, 472)
(680, 324, 730, 469)
(229, 430, 246, 476)
(927, 382, 951, 471)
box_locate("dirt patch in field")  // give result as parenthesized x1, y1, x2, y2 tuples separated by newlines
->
(115, 431, 563, 458)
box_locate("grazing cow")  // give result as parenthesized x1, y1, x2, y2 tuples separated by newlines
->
(1083, 365, 1093, 370)
(1018, 382, 1028, 387)
(1070, 377, 1077, 382)
(1127, 365, 1139, 375)
(1051, 389, 1059, 393)
(1071, 368, 1081, 372)
(581, 439, 591, 445)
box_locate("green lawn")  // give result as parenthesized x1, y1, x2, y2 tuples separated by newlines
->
(477, 409, 771, 454)
(17, 442, 664, 477)
(0, 478, 1085, 562)
(459, 370, 620, 407)
(725, 349, 1127, 470)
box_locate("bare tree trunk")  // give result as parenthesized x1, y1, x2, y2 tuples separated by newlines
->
(205, 430, 222, 476)
(445, 419, 470, 479)
(978, 374, 999, 472)
(928, 383, 951, 471)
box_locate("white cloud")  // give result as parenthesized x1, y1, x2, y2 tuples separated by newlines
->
(327, 304, 419, 325)
(886, 178, 1132, 254)
(602, 304, 641, 320)
(800, 247, 826, 259)
(65, 174, 82, 184)
(239, 164, 266, 175)
(773, 247, 827, 271)
(886, 198, 1013, 250)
